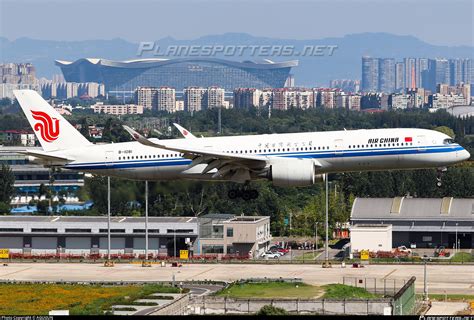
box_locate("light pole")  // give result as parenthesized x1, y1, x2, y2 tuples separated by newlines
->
(455, 223, 458, 253)
(145, 180, 149, 261)
(325, 173, 329, 263)
(107, 176, 111, 261)
(423, 259, 428, 301)
(174, 226, 177, 258)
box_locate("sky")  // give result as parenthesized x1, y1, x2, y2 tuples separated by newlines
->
(0, 0, 472, 46)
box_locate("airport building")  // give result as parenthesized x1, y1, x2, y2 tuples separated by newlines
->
(197, 214, 272, 258)
(0, 214, 272, 257)
(55, 58, 298, 97)
(351, 197, 474, 249)
(0, 216, 198, 257)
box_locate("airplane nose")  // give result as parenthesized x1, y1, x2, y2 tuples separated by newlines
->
(458, 149, 471, 161)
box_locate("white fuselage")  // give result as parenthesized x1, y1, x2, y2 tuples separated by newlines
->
(52, 128, 469, 182)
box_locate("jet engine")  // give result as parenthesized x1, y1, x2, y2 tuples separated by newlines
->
(269, 159, 323, 187)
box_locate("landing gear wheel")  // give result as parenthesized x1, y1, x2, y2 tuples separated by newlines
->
(228, 190, 238, 199)
(436, 167, 446, 188)
(242, 190, 252, 201)
(249, 190, 259, 199)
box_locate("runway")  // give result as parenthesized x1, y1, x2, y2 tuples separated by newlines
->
(0, 263, 472, 295)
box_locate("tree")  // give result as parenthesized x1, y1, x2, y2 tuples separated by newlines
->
(256, 305, 288, 316)
(0, 164, 15, 212)
(434, 126, 455, 138)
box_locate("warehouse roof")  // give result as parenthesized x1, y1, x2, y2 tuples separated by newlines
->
(351, 197, 474, 221)
(0, 215, 197, 224)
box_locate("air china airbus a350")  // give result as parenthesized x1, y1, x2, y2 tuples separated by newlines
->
(14, 90, 470, 200)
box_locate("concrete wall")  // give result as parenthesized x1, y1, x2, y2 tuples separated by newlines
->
(188, 297, 392, 315)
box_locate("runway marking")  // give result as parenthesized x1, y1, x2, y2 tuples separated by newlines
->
(382, 269, 397, 279)
(0, 266, 33, 278)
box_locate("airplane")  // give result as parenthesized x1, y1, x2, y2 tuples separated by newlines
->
(13, 90, 470, 200)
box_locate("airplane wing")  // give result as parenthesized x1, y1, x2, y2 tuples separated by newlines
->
(173, 123, 197, 139)
(123, 125, 270, 182)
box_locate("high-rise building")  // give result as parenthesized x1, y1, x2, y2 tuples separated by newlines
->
(156, 87, 176, 112)
(418, 58, 429, 89)
(135, 87, 158, 110)
(361, 57, 379, 92)
(395, 62, 405, 92)
(206, 87, 225, 109)
(233, 88, 262, 108)
(347, 95, 361, 111)
(433, 58, 451, 87)
(378, 58, 395, 93)
(329, 79, 360, 93)
(404, 58, 417, 90)
(184, 87, 207, 112)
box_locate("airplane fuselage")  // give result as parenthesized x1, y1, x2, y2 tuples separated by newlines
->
(55, 128, 469, 181)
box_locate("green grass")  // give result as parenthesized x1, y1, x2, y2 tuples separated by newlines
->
(321, 284, 382, 299)
(0, 283, 180, 315)
(450, 252, 473, 262)
(417, 293, 474, 302)
(216, 282, 323, 299)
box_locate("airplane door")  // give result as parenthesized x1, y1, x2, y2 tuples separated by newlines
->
(334, 139, 344, 156)
(105, 150, 114, 167)
(416, 135, 426, 152)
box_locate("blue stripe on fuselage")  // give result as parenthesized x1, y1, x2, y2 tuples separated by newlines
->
(63, 145, 463, 171)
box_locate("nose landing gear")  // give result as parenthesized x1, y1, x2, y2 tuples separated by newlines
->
(436, 167, 447, 187)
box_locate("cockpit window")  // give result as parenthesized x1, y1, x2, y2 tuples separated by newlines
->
(443, 138, 455, 144)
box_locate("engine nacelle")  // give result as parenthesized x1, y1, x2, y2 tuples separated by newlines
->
(270, 159, 322, 187)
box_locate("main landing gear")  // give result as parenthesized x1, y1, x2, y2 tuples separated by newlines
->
(436, 167, 447, 187)
(228, 188, 259, 200)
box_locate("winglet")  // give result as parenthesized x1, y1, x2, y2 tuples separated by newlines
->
(173, 123, 196, 139)
(122, 125, 157, 147)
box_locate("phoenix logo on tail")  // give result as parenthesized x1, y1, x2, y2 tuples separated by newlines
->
(31, 110, 60, 142)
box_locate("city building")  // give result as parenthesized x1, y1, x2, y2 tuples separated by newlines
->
(55, 58, 298, 98)
(390, 94, 410, 110)
(0, 83, 41, 100)
(329, 79, 360, 93)
(395, 62, 405, 91)
(315, 89, 337, 109)
(135, 87, 158, 110)
(351, 197, 473, 249)
(157, 87, 176, 112)
(184, 87, 207, 112)
(197, 214, 271, 257)
(429, 93, 468, 109)
(378, 58, 395, 93)
(206, 86, 225, 109)
(1, 63, 36, 85)
(361, 56, 379, 92)
(272, 88, 314, 110)
(41, 82, 105, 99)
(0, 130, 36, 146)
(347, 95, 362, 111)
(91, 102, 144, 115)
(233, 88, 262, 108)
(0, 216, 198, 256)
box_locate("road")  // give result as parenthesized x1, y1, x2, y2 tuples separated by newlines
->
(0, 263, 472, 295)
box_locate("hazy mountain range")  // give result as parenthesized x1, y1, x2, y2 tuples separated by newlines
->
(1, 33, 472, 86)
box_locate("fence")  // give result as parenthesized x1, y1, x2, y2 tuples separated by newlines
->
(342, 276, 408, 297)
(188, 276, 417, 316)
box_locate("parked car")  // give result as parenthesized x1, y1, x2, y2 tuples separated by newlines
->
(269, 245, 289, 254)
(261, 251, 280, 259)
(269, 249, 285, 256)
(396, 246, 412, 254)
(434, 246, 450, 257)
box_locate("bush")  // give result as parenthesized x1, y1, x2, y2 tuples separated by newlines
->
(256, 305, 288, 316)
